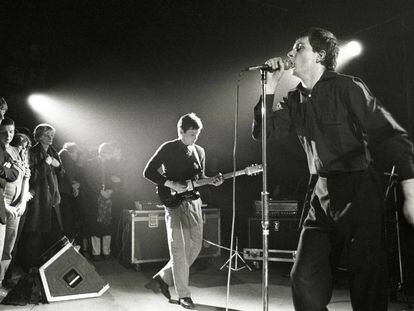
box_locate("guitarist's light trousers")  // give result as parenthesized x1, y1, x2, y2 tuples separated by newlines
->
(155, 198, 203, 298)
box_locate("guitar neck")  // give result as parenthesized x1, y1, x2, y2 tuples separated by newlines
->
(193, 169, 246, 188)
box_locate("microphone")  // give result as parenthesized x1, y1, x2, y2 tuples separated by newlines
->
(243, 59, 293, 72)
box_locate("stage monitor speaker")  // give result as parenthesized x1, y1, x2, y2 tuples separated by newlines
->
(39, 237, 109, 302)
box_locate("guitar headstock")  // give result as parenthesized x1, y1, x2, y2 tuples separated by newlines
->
(244, 164, 263, 176)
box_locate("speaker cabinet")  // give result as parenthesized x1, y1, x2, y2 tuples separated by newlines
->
(39, 238, 109, 302)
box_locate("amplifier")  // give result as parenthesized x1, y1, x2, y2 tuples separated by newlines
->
(254, 200, 298, 217)
(120, 208, 220, 267)
(248, 217, 300, 250)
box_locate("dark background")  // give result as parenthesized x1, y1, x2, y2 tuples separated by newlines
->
(1, 1, 414, 251)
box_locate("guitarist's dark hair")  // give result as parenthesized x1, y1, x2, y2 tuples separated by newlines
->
(177, 112, 203, 133)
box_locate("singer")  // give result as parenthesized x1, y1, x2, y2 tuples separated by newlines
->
(252, 27, 414, 311)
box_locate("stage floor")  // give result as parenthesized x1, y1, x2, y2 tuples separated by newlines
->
(0, 256, 412, 311)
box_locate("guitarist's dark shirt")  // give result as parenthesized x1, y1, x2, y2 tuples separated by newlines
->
(143, 139, 205, 185)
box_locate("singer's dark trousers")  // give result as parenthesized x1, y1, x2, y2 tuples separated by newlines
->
(290, 170, 388, 311)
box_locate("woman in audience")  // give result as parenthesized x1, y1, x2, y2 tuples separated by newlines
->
(84, 143, 116, 261)
(20, 123, 63, 270)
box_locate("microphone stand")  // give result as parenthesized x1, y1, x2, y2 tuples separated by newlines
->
(385, 167, 413, 309)
(260, 68, 270, 311)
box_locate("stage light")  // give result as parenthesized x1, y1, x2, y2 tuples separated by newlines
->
(346, 41, 362, 57)
(26, 92, 118, 145)
(28, 94, 57, 114)
(337, 40, 363, 69)
(27, 93, 74, 127)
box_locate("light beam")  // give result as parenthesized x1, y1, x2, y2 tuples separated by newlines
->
(337, 40, 363, 69)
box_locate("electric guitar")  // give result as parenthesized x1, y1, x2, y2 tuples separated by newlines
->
(157, 164, 263, 208)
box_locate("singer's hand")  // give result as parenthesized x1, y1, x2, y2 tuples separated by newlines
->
(264, 57, 286, 94)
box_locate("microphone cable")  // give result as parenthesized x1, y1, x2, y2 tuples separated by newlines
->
(225, 71, 243, 311)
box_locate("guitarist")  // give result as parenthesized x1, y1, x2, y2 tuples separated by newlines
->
(143, 112, 223, 309)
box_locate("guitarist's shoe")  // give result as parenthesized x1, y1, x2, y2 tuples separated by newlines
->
(179, 297, 195, 309)
(153, 275, 171, 300)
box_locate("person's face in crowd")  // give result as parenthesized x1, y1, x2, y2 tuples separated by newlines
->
(0, 103, 9, 120)
(38, 129, 55, 146)
(17, 141, 29, 160)
(76, 150, 87, 167)
(180, 127, 200, 146)
(68, 149, 79, 162)
(0, 105, 8, 121)
(18, 141, 29, 153)
(0, 124, 15, 145)
(113, 148, 122, 162)
(287, 36, 320, 80)
(100, 150, 113, 162)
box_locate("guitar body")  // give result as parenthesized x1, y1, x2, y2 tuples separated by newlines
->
(157, 185, 200, 208)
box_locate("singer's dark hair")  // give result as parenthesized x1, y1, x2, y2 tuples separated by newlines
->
(299, 27, 339, 70)
(177, 113, 203, 133)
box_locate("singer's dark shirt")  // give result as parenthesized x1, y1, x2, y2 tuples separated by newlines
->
(143, 139, 205, 185)
(252, 70, 414, 180)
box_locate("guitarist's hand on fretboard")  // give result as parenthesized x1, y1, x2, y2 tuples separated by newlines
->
(164, 180, 189, 193)
(211, 173, 224, 187)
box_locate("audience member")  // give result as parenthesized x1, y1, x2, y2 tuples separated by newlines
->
(58, 142, 81, 240)
(19, 124, 63, 270)
(2, 133, 32, 288)
(83, 142, 117, 261)
(0, 118, 25, 289)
